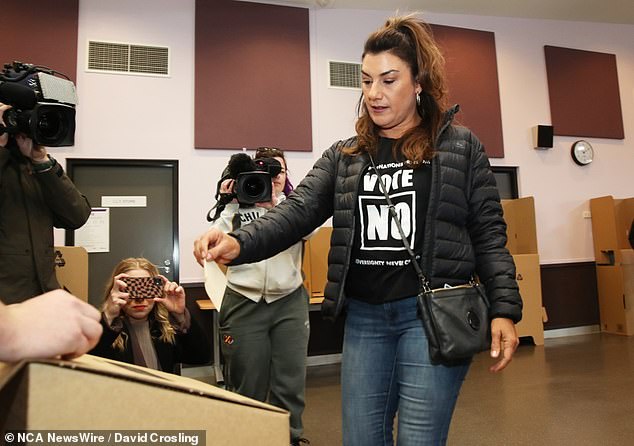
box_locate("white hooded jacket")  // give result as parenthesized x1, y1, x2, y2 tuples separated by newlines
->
(211, 194, 304, 303)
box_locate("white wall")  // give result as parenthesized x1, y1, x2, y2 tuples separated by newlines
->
(55, 0, 634, 283)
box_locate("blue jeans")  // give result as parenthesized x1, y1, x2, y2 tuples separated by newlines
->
(341, 296, 470, 446)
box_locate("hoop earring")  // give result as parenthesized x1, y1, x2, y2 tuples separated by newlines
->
(416, 93, 421, 106)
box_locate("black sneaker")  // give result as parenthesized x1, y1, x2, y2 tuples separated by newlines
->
(291, 438, 310, 446)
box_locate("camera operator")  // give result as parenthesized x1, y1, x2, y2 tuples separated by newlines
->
(210, 147, 310, 446)
(0, 102, 91, 304)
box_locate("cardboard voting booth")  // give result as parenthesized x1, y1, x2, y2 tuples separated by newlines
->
(54, 246, 89, 302)
(501, 197, 547, 345)
(0, 355, 289, 444)
(589, 195, 634, 335)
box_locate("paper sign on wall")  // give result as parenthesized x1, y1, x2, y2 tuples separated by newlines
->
(74, 208, 110, 253)
(101, 196, 147, 207)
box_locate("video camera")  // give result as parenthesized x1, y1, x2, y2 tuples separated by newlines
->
(0, 61, 77, 147)
(223, 153, 282, 205)
(206, 153, 282, 222)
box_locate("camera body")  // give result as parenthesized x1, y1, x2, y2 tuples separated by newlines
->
(223, 153, 282, 205)
(0, 61, 77, 147)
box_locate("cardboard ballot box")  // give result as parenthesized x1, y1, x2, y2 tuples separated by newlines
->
(54, 246, 89, 302)
(0, 355, 289, 444)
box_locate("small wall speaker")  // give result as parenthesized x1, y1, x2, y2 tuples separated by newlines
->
(533, 125, 554, 149)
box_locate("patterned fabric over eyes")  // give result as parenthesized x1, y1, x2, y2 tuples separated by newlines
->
(122, 277, 164, 299)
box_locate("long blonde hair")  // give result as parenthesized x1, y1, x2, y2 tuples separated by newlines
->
(102, 257, 176, 351)
(346, 14, 449, 167)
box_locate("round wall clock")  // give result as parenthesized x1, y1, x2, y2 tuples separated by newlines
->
(571, 140, 594, 166)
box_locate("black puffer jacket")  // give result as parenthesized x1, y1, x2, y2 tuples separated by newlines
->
(231, 112, 522, 323)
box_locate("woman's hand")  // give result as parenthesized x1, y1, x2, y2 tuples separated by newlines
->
(489, 317, 519, 373)
(219, 178, 235, 195)
(103, 273, 130, 325)
(155, 275, 186, 315)
(193, 228, 241, 266)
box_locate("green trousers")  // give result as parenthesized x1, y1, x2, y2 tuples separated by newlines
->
(219, 285, 310, 441)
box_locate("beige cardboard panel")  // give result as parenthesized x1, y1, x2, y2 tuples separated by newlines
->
(615, 198, 634, 250)
(54, 246, 89, 302)
(0, 356, 289, 443)
(306, 227, 332, 300)
(620, 249, 634, 334)
(501, 197, 538, 255)
(590, 196, 617, 262)
(596, 265, 628, 335)
(513, 254, 544, 345)
(302, 239, 312, 297)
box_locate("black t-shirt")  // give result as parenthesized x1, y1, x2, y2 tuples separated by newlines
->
(345, 138, 432, 304)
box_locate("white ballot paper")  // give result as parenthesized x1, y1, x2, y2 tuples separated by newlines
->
(204, 260, 227, 310)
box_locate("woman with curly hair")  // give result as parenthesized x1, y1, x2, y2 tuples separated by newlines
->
(90, 257, 209, 373)
(195, 14, 521, 445)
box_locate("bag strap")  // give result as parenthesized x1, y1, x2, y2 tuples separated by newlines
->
(368, 154, 431, 292)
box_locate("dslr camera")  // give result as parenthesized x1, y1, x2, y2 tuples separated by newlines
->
(0, 61, 78, 147)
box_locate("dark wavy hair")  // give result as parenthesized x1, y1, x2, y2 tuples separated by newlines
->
(346, 14, 449, 167)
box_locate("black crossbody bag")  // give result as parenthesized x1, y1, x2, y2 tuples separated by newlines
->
(369, 155, 491, 364)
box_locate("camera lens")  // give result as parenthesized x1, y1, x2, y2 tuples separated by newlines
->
(235, 171, 272, 205)
(37, 110, 63, 140)
(29, 103, 76, 146)
(243, 176, 266, 198)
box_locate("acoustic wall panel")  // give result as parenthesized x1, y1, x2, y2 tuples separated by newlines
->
(195, 0, 312, 151)
(545, 45, 624, 139)
(431, 25, 505, 158)
(0, 0, 78, 83)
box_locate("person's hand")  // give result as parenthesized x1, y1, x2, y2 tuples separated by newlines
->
(193, 228, 241, 267)
(0, 102, 11, 148)
(219, 178, 235, 194)
(489, 317, 519, 373)
(154, 275, 186, 315)
(103, 273, 130, 325)
(0, 290, 103, 362)
(15, 133, 47, 162)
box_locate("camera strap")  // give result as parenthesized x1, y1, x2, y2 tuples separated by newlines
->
(368, 153, 430, 292)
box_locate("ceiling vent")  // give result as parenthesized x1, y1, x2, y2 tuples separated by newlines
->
(329, 61, 360, 89)
(87, 41, 169, 76)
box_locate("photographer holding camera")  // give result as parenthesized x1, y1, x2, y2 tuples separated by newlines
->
(89, 257, 210, 374)
(209, 147, 310, 446)
(0, 63, 91, 304)
(0, 103, 91, 303)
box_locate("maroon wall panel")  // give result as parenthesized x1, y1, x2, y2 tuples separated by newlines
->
(545, 46, 624, 139)
(0, 0, 78, 82)
(195, 0, 312, 151)
(431, 25, 505, 158)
